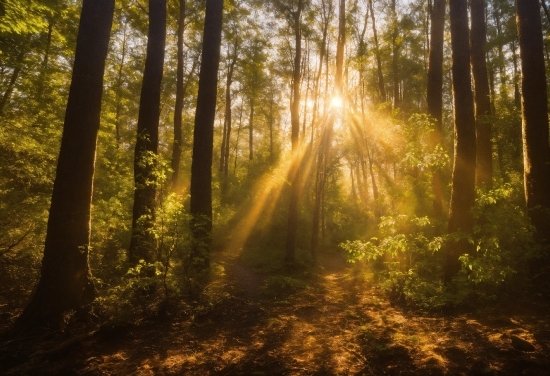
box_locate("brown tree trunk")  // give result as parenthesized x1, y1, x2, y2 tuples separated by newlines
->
(189, 0, 224, 272)
(129, 0, 166, 265)
(470, 0, 492, 188)
(369, 0, 386, 103)
(248, 97, 255, 160)
(391, 0, 400, 110)
(427, 0, 445, 218)
(220, 49, 237, 176)
(15, 0, 114, 331)
(517, 0, 550, 243)
(445, 0, 477, 283)
(285, 0, 303, 264)
(171, 0, 186, 191)
(0, 48, 26, 115)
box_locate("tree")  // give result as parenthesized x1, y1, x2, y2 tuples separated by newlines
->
(171, 0, 186, 191)
(14, 0, 114, 330)
(369, 0, 386, 103)
(427, 0, 445, 217)
(189, 0, 224, 272)
(516, 0, 550, 244)
(471, 0, 492, 188)
(285, 0, 304, 264)
(445, 0, 476, 282)
(129, 0, 167, 265)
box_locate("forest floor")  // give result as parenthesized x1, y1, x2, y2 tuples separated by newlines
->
(1, 247, 550, 375)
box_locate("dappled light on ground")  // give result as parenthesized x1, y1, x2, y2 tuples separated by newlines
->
(3, 249, 549, 375)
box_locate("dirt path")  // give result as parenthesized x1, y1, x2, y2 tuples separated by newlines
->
(2, 250, 550, 375)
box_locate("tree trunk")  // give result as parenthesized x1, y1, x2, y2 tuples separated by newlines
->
(129, 0, 166, 265)
(189, 0, 224, 272)
(15, 0, 114, 331)
(220, 50, 236, 176)
(391, 0, 400, 110)
(470, 0, 492, 188)
(0, 48, 26, 115)
(369, 0, 386, 103)
(171, 0, 186, 191)
(427, 0, 445, 218)
(285, 0, 303, 264)
(248, 97, 255, 160)
(517, 0, 550, 243)
(445, 0, 476, 282)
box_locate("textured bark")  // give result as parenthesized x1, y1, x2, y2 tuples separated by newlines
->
(15, 0, 114, 330)
(189, 0, 223, 272)
(445, 0, 476, 282)
(427, 0, 445, 217)
(129, 0, 166, 265)
(470, 0, 492, 188)
(369, 0, 386, 103)
(285, 0, 303, 264)
(171, 0, 186, 191)
(517, 0, 550, 243)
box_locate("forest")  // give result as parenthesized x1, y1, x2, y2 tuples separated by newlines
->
(1, 0, 550, 374)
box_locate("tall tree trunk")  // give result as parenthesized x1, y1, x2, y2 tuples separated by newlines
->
(311, 0, 344, 262)
(114, 22, 128, 147)
(445, 0, 476, 283)
(391, 0, 400, 110)
(0, 48, 26, 115)
(369, 0, 386, 103)
(427, 0, 445, 217)
(285, 0, 303, 264)
(511, 40, 521, 109)
(171, 0, 186, 191)
(15, 0, 114, 331)
(129, 0, 166, 265)
(36, 19, 53, 100)
(470, 0, 492, 188)
(248, 97, 255, 160)
(220, 49, 237, 176)
(517, 0, 550, 243)
(189, 0, 224, 272)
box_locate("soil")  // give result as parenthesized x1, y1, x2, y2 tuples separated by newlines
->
(1, 249, 550, 375)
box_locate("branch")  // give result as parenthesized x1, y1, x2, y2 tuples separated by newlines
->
(0, 224, 34, 257)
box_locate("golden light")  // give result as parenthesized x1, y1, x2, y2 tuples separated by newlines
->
(330, 96, 343, 108)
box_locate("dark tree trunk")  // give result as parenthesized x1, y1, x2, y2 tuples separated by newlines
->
(171, 0, 186, 191)
(445, 0, 477, 283)
(36, 20, 53, 100)
(0, 48, 26, 115)
(285, 0, 303, 264)
(517, 0, 550, 243)
(189, 0, 223, 272)
(312, 0, 344, 262)
(391, 0, 400, 110)
(114, 24, 128, 147)
(470, 0, 492, 188)
(15, 0, 114, 331)
(511, 40, 521, 109)
(129, 0, 166, 265)
(427, 0, 445, 218)
(369, 0, 386, 103)
(248, 97, 255, 160)
(220, 53, 236, 176)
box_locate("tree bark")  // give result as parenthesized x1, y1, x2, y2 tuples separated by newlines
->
(0, 48, 26, 115)
(285, 0, 303, 264)
(171, 0, 186, 191)
(129, 0, 166, 265)
(517, 0, 550, 243)
(369, 0, 386, 103)
(391, 0, 400, 110)
(470, 0, 492, 188)
(189, 0, 224, 272)
(15, 0, 114, 331)
(445, 0, 476, 283)
(427, 0, 445, 217)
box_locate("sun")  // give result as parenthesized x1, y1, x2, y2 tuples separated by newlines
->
(330, 96, 343, 108)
